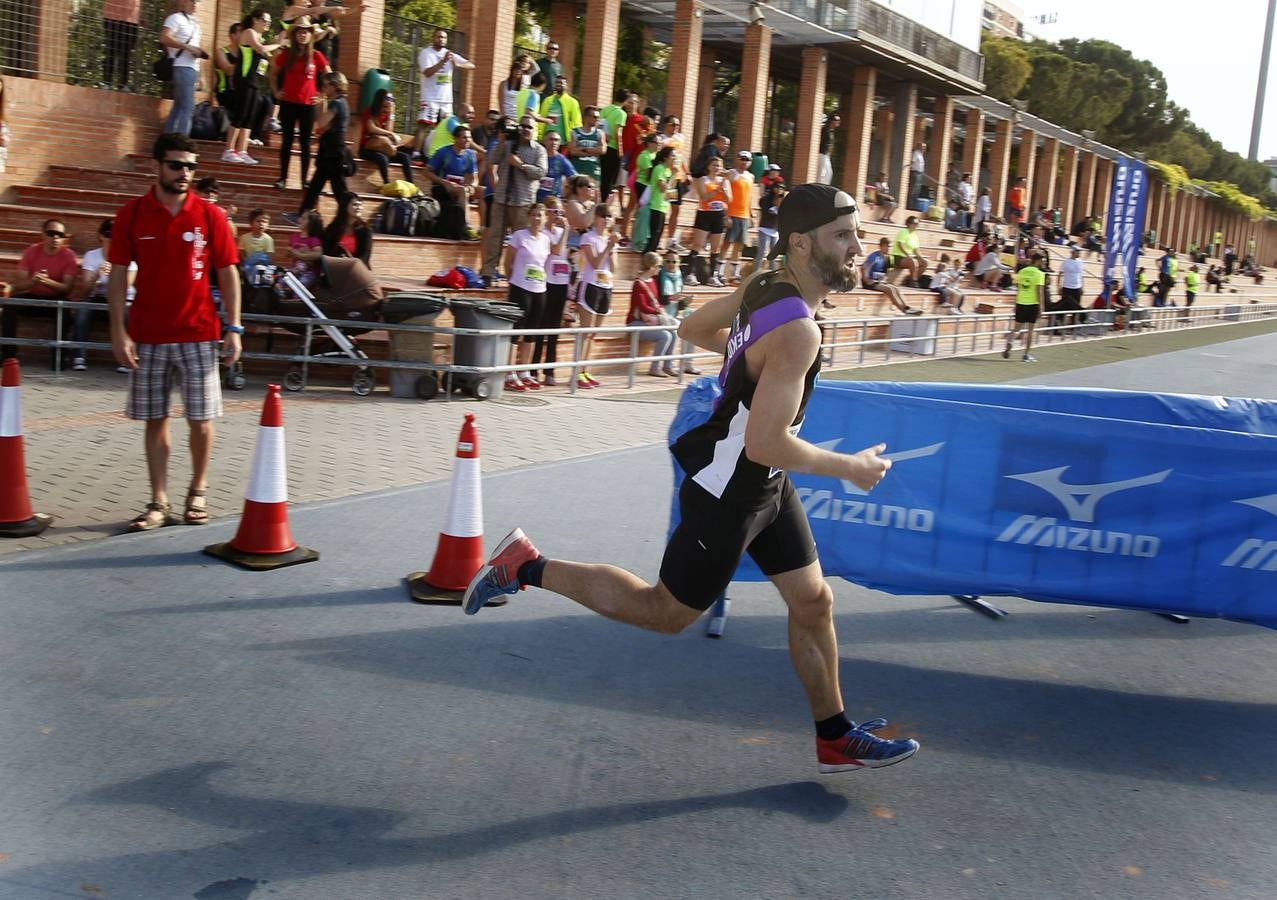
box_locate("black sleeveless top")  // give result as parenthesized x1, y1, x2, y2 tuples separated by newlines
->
(671, 272, 820, 504)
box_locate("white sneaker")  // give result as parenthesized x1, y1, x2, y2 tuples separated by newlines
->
(71, 358, 87, 371)
(708, 276, 725, 288)
(248, 138, 264, 147)
(236, 152, 260, 165)
(220, 148, 239, 163)
(685, 275, 700, 287)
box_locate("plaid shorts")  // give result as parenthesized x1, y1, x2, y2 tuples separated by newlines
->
(125, 341, 223, 421)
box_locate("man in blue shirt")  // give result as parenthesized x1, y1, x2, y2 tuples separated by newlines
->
(537, 131, 577, 202)
(861, 237, 918, 315)
(423, 124, 478, 239)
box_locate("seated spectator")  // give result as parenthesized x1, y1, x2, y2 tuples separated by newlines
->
(930, 255, 965, 311)
(195, 176, 237, 227)
(861, 237, 918, 316)
(359, 89, 414, 185)
(626, 251, 677, 376)
(238, 208, 275, 283)
(321, 192, 372, 268)
(70, 217, 137, 371)
(2, 219, 79, 360)
(973, 238, 1009, 290)
(423, 123, 479, 240)
(286, 210, 325, 287)
(537, 130, 577, 202)
(873, 171, 897, 222)
(889, 216, 926, 287)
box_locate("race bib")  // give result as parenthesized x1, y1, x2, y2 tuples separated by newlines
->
(436, 73, 451, 85)
(549, 259, 571, 280)
(445, 174, 465, 184)
(256, 58, 269, 77)
(592, 269, 613, 288)
(524, 264, 546, 284)
(540, 176, 556, 194)
(708, 201, 727, 212)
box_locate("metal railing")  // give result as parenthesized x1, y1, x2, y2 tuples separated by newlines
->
(4, 297, 1275, 398)
(380, 12, 465, 134)
(0, 0, 168, 95)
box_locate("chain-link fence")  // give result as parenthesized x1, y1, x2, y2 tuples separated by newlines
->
(380, 12, 464, 134)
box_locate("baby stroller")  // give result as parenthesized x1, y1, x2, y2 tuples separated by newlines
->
(265, 257, 385, 395)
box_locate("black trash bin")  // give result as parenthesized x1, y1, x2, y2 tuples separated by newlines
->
(448, 299, 523, 399)
(382, 292, 448, 399)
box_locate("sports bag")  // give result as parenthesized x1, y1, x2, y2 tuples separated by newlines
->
(380, 198, 417, 236)
(190, 101, 228, 140)
(411, 196, 441, 236)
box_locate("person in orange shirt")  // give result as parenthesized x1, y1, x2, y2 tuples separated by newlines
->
(722, 150, 756, 283)
(1007, 176, 1027, 226)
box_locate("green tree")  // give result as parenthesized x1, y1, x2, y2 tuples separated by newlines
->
(980, 34, 1031, 100)
(1054, 39, 1176, 148)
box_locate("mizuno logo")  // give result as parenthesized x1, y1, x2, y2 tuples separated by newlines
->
(1005, 466, 1172, 523)
(815, 440, 945, 495)
(1235, 493, 1277, 518)
(1220, 493, 1277, 571)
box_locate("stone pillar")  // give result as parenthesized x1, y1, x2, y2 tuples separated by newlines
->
(926, 95, 955, 204)
(1014, 128, 1037, 211)
(987, 117, 1013, 217)
(888, 81, 918, 204)
(337, 0, 387, 105)
(1073, 150, 1098, 224)
(579, 0, 621, 108)
(736, 23, 771, 154)
(664, 0, 703, 144)
(1092, 158, 1112, 230)
(1034, 137, 1059, 212)
(792, 46, 829, 184)
(693, 57, 716, 150)
(453, 0, 515, 113)
(839, 66, 877, 201)
(548, 1, 580, 86)
(1057, 143, 1079, 227)
(960, 108, 985, 196)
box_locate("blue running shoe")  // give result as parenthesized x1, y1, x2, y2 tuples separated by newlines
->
(462, 528, 540, 615)
(815, 718, 919, 774)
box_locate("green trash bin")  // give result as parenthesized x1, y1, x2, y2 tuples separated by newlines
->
(360, 68, 393, 113)
(748, 152, 768, 180)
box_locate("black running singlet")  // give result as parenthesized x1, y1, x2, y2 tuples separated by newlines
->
(671, 273, 819, 503)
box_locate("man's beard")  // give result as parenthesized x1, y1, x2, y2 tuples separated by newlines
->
(809, 240, 856, 292)
(159, 177, 189, 197)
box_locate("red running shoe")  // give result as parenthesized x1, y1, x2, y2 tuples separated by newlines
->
(463, 528, 541, 615)
(815, 718, 920, 774)
(504, 375, 525, 392)
(521, 375, 541, 390)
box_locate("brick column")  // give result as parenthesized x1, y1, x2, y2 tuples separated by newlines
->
(1034, 137, 1059, 212)
(960, 108, 985, 195)
(1015, 129, 1037, 211)
(839, 66, 877, 200)
(693, 57, 716, 150)
(663, 0, 703, 142)
(926, 95, 955, 203)
(735, 23, 771, 154)
(1057, 143, 1079, 227)
(336, 0, 387, 104)
(986, 117, 1013, 218)
(549, 0, 579, 86)
(888, 81, 917, 203)
(578, 0, 621, 108)
(791, 47, 828, 184)
(1075, 150, 1098, 224)
(1092, 158, 1113, 230)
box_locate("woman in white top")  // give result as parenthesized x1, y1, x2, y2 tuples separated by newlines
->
(502, 203, 553, 392)
(574, 203, 618, 389)
(160, 0, 209, 135)
(530, 198, 572, 386)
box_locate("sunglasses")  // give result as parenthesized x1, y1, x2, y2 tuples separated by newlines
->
(519, 124, 535, 130)
(45, 230, 66, 239)
(163, 160, 198, 172)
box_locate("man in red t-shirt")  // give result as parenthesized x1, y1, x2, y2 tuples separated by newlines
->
(1, 219, 80, 360)
(109, 133, 241, 531)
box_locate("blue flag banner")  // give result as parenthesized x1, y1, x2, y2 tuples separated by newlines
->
(1104, 155, 1150, 299)
(670, 380, 1277, 630)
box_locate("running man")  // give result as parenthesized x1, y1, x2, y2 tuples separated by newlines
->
(1003, 251, 1045, 362)
(463, 183, 920, 775)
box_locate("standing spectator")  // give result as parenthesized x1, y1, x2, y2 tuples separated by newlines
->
(0, 75, 9, 175)
(471, 109, 500, 151)
(2, 219, 80, 361)
(422, 123, 478, 239)
(517, 72, 549, 128)
(423, 102, 479, 159)
(415, 27, 472, 152)
(502, 202, 553, 392)
(481, 115, 548, 280)
(575, 203, 619, 388)
(500, 58, 528, 120)
(619, 94, 650, 174)
(535, 41, 563, 90)
(722, 150, 755, 283)
(658, 115, 690, 251)
(627, 133, 660, 252)
(909, 142, 927, 205)
(956, 173, 974, 227)
(321, 192, 372, 267)
(108, 132, 241, 530)
(644, 146, 677, 254)
(755, 181, 785, 270)
(1003, 251, 1045, 363)
(1155, 246, 1177, 307)
(538, 75, 582, 146)
(1224, 243, 1236, 275)
(221, 8, 280, 166)
(1213, 230, 1223, 260)
(537, 131, 576, 202)
(688, 132, 729, 180)
(71, 219, 138, 371)
(359, 90, 414, 185)
(531, 200, 571, 386)
(627, 252, 677, 376)
(288, 72, 352, 224)
(562, 174, 596, 257)
(102, 0, 141, 91)
(213, 23, 244, 123)
(1185, 264, 1200, 309)
(568, 106, 606, 188)
(1056, 246, 1085, 330)
(1007, 176, 1027, 226)
(272, 17, 331, 190)
(598, 89, 629, 203)
(817, 114, 839, 185)
(973, 187, 993, 234)
(159, 0, 209, 136)
(684, 155, 732, 288)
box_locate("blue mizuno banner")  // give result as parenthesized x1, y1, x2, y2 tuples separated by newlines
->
(1104, 155, 1150, 300)
(671, 380, 1277, 630)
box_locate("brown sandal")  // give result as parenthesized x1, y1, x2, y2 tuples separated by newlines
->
(183, 488, 209, 525)
(128, 501, 177, 532)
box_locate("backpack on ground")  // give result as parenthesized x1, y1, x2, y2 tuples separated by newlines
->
(380, 198, 417, 236)
(190, 101, 228, 141)
(411, 196, 441, 236)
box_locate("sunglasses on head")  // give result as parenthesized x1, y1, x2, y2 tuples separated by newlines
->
(163, 160, 198, 172)
(45, 229, 66, 239)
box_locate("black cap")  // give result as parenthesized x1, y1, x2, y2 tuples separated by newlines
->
(768, 183, 858, 260)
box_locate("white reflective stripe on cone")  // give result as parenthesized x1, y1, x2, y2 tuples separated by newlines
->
(442, 457, 483, 538)
(0, 386, 21, 438)
(245, 427, 288, 504)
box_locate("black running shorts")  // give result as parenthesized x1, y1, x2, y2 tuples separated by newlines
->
(660, 474, 818, 611)
(1014, 302, 1041, 324)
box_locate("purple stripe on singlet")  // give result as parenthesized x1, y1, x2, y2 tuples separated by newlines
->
(718, 296, 814, 389)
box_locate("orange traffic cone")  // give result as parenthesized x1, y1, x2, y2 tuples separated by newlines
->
(204, 384, 318, 570)
(0, 359, 53, 538)
(408, 413, 499, 604)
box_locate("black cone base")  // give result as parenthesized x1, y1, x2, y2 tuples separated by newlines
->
(406, 572, 507, 607)
(0, 513, 53, 538)
(204, 541, 320, 571)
